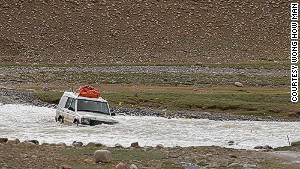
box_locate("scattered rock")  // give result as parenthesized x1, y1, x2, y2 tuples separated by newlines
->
(254, 146, 263, 149)
(234, 82, 244, 87)
(57, 143, 67, 147)
(94, 150, 112, 163)
(156, 144, 164, 149)
(130, 164, 138, 169)
(80, 142, 103, 147)
(72, 141, 83, 147)
(86, 142, 97, 147)
(131, 142, 139, 148)
(115, 143, 123, 148)
(228, 140, 234, 146)
(23, 140, 39, 145)
(22, 142, 36, 146)
(6, 139, 20, 145)
(0, 138, 8, 143)
(59, 165, 72, 169)
(227, 163, 241, 167)
(254, 145, 273, 150)
(242, 164, 257, 168)
(229, 154, 238, 158)
(116, 162, 127, 169)
(262, 145, 273, 150)
(84, 158, 93, 164)
(291, 141, 300, 147)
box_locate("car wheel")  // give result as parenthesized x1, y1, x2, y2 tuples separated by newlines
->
(58, 116, 64, 123)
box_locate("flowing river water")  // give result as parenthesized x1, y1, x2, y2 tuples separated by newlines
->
(0, 103, 299, 149)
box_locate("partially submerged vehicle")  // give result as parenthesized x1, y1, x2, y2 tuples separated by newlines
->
(55, 86, 118, 126)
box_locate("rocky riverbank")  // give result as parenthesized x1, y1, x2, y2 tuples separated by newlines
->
(0, 137, 300, 169)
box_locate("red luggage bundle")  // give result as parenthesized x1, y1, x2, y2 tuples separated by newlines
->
(77, 85, 100, 98)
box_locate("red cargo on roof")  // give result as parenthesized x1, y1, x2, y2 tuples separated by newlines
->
(77, 85, 100, 98)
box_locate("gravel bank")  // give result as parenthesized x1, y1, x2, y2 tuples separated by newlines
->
(0, 65, 288, 77)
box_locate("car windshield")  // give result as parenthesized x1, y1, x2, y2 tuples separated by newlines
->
(77, 99, 109, 115)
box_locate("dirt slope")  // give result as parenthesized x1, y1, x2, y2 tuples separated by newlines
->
(0, 0, 289, 64)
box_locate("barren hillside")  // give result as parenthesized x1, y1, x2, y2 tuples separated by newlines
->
(0, 0, 290, 64)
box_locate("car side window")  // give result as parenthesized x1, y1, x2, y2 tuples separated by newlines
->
(65, 97, 75, 111)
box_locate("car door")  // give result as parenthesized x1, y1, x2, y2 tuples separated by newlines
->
(63, 97, 76, 121)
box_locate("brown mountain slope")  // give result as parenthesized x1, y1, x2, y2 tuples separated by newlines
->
(0, 0, 290, 64)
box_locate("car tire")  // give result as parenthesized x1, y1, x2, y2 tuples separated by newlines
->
(58, 116, 64, 123)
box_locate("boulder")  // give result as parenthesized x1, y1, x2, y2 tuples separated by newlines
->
(116, 162, 127, 169)
(130, 164, 138, 169)
(6, 139, 20, 145)
(94, 150, 112, 163)
(0, 138, 8, 143)
(130, 142, 139, 148)
(234, 82, 244, 87)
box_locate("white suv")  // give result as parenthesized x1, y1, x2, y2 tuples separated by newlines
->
(55, 92, 118, 125)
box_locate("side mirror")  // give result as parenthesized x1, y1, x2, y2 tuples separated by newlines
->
(111, 112, 116, 116)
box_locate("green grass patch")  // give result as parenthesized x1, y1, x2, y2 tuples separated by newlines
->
(195, 60, 289, 70)
(0, 60, 289, 70)
(274, 146, 300, 151)
(35, 91, 63, 104)
(35, 90, 300, 119)
(103, 92, 299, 118)
(22, 71, 288, 87)
(259, 160, 295, 169)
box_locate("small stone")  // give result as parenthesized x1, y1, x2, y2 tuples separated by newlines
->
(57, 142, 67, 147)
(72, 141, 83, 147)
(130, 164, 138, 169)
(115, 143, 123, 148)
(262, 145, 273, 149)
(59, 165, 72, 169)
(116, 162, 127, 169)
(234, 82, 244, 87)
(243, 164, 257, 168)
(86, 142, 96, 147)
(229, 154, 238, 158)
(24, 140, 39, 145)
(227, 163, 241, 167)
(6, 139, 20, 145)
(254, 146, 263, 149)
(94, 150, 112, 163)
(22, 142, 36, 146)
(84, 158, 93, 164)
(156, 144, 164, 149)
(0, 138, 8, 143)
(130, 142, 139, 148)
